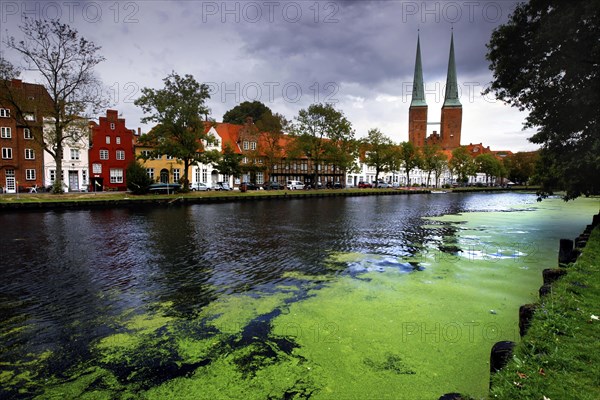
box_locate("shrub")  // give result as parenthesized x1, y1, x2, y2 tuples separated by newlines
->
(126, 161, 152, 194)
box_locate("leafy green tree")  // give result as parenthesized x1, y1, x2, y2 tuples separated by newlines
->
(214, 143, 242, 180)
(126, 161, 153, 194)
(396, 141, 422, 186)
(432, 151, 448, 188)
(222, 101, 272, 125)
(475, 153, 501, 185)
(485, 0, 600, 199)
(449, 147, 475, 186)
(292, 103, 353, 187)
(505, 151, 539, 185)
(135, 72, 215, 191)
(421, 144, 446, 187)
(363, 128, 394, 184)
(2, 19, 109, 193)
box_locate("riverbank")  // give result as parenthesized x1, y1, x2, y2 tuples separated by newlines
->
(489, 225, 600, 399)
(0, 186, 536, 211)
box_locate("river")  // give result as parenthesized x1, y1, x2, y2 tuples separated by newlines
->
(0, 193, 598, 399)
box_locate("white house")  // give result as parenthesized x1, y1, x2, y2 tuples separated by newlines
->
(43, 119, 90, 191)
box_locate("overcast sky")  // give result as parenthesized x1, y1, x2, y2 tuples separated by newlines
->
(1, 0, 538, 151)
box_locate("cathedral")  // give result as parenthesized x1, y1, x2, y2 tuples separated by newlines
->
(408, 32, 462, 150)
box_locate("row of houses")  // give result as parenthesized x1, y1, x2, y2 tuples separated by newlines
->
(1, 79, 506, 194)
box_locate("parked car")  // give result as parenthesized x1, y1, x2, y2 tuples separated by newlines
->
(375, 181, 392, 188)
(287, 180, 304, 190)
(189, 182, 211, 191)
(263, 181, 282, 190)
(214, 182, 232, 191)
(241, 182, 260, 190)
(148, 182, 181, 193)
(358, 181, 372, 188)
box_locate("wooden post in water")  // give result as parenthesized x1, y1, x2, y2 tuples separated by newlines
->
(519, 304, 537, 337)
(558, 238, 574, 266)
(543, 268, 567, 285)
(489, 341, 516, 388)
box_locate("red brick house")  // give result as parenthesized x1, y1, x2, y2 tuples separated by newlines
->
(0, 79, 51, 193)
(88, 110, 135, 191)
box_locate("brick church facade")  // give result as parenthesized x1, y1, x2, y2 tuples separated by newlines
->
(408, 32, 462, 150)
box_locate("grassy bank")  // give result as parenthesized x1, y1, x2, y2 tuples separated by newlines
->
(489, 226, 600, 399)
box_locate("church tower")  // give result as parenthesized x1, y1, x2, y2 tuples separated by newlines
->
(440, 31, 462, 150)
(408, 34, 427, 148)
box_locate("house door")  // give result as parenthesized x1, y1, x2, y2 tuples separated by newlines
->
(160, 169, 169, 183)
(5, 177, 16, 193)
(69, 171, 79, 191)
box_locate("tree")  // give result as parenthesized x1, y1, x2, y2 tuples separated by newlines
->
(2, 18, 108, 193)
(396, 141, 422, 186)
(126, 161, 153, 194)
(222, 101, 272, 125)
(214, 143, 242, 180)
(505, 151, 539, 185)
(363, 128, 394, 184)
(432, 151, 448, 188)
(292, 103, 353, 187)
(256, 112, 287, 182)
(421, 144, 446, 187)
(135, 72, 215, 191)
(475, 153, 501, 185)
(449, 147, 475, 185)
(485, 0, 600, 199)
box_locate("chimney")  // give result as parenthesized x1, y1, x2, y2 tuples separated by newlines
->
(137, 127, 141, 136)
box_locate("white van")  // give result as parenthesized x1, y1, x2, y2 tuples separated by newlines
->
(287, 180, 304, 190)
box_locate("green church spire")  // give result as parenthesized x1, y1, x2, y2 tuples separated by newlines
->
(410, 33, 427, 107)
(443, 31, 461, 107)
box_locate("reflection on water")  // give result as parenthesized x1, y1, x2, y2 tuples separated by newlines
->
(0, 193, 596, 398)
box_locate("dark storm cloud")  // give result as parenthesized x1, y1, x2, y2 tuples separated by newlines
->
(226, 0, 517, 89)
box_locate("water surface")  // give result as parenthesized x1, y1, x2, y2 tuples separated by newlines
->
(0, 193, 597, 399)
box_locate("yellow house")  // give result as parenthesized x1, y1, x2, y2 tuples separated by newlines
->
(133, 141, 189, 184)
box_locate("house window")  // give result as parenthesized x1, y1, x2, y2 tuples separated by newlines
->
(50, 170, 56, 183)
(1, 127, 11, 138)
(202, 168, 207, 183)
(242, 156, 248, 164)
(82, 170, 87, 184)
(0, 109, 9, 117)
(70, 149, 80, 160)
(1, 147, 12, 159)
(256, 172, 264, 184)
(250, 141, 257, 150)
(99, 149, 109, 160)
(116, 136, 121, 144)
(166, 155, 173, 160)
(243, 141, 249, 150)
(6, 169, 14, 177)
(116, 150, 125, 160)
(93, 163, 102, 174)
(110, 123, 115, 130)
(110, 168, 123, 183)
(24, 113, 35, 121)
(25, 169, 36, 180)
(24, 148, 35, 159)
(147, 168, 154, 180)
(141, 150, 151, 158)
(105, 135, 110, 144)
(173, 168, 180, 182)
(24, 128, 33, 139)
